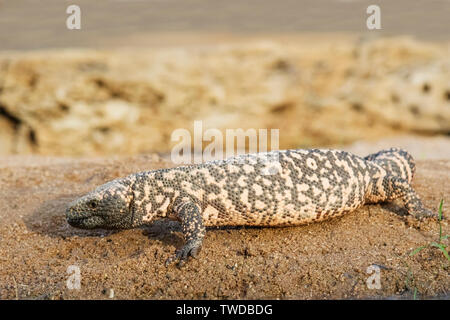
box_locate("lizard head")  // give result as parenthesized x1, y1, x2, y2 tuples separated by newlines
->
(365, 147, 416, 182)
(66, 178, 136, 230)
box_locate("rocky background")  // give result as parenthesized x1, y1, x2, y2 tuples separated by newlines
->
(0, 37, 449, 156)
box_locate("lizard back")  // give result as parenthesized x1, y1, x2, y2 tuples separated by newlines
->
(138, 149, 374, 227)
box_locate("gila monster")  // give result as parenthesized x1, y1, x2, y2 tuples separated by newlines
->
(66, 148, 436, 266)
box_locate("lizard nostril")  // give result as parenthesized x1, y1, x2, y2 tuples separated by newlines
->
(66, 207, 78, 219)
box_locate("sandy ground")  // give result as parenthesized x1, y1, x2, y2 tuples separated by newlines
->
(0, 136, 449, 300)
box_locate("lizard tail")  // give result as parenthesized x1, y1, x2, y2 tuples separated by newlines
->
(364, 148, 416, 182)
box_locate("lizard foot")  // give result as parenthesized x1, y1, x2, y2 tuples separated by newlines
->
(165, 241, 202, 267)
(411, 207, 438, 220)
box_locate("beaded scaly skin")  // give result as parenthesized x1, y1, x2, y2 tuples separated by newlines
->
(66, 148, 435, 266)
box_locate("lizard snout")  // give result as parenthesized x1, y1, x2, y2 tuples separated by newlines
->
(65, 202, 95, 228)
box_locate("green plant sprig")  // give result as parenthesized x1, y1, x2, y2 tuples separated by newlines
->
(410, 199, 449, 261)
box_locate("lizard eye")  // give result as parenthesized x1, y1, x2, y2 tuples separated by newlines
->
(88, 200, 98, 209)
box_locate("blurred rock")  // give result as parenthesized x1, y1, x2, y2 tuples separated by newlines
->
(0, 37, 448, 156)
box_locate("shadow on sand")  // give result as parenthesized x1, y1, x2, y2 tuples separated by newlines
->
(23, 195, 184, 249)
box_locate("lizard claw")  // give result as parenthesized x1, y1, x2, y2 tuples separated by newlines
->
(165, 242, 202, 267)
(412, 208, 438, 221)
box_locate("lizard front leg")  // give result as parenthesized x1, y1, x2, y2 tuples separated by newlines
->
(385, 176, 436, 220)
(165, 199, 205, 267)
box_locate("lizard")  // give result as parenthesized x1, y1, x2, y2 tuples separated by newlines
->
(66, 147, 436, 266)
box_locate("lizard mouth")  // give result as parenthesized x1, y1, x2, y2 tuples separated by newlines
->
(66, 208, 104, 229)
(67, 215, 104, 229)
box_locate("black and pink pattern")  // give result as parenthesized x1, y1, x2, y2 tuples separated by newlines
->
(66, 147, 435, 266)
